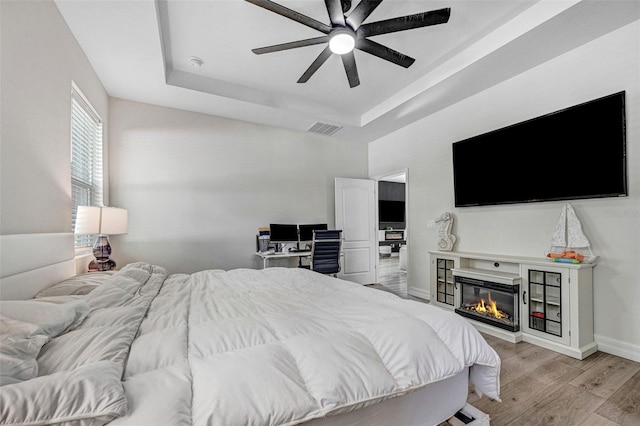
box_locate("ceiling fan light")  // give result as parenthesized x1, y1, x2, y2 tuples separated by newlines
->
(329, 31, 355, 55)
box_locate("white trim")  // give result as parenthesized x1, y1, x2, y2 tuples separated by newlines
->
(595, 334, 640, 363)
(71, 81, 102, 122)
(408, 286, 429, 300)
(521, 333, 598, 360)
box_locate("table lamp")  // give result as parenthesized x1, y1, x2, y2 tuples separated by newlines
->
(75, 206, 128, 271)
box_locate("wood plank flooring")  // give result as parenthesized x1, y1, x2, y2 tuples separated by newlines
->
(374, 255, 409, 297)
(369, 256, 640, 426)
(469, 334, 640, 426)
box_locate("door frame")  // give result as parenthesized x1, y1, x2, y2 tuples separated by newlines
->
(373, 168, 409, 285)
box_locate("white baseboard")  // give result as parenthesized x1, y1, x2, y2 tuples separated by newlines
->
(521, 334, 597, 360)
(595, 334, 640, 363)
(408, 286, 429, 300)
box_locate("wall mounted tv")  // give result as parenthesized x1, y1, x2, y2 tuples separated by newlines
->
(452, 91, 627, 207)
(379, 200, 405, 222)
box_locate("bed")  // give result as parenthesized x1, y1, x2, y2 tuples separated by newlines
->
(0, 233, 500, 426)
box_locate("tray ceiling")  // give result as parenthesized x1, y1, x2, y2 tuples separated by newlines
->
(54, 0, 640, 142)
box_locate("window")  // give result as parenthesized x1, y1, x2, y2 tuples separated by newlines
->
(71, 85, 103, 247)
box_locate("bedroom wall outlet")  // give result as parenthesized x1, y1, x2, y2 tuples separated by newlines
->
(427, 220, 436, 229)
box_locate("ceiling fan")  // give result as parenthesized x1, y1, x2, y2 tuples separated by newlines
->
(245, 0, 451, 88)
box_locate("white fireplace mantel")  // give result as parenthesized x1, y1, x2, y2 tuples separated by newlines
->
(429, 250, 597, 360)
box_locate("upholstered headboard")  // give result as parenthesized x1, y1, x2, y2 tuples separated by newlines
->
(0, 233, 76, 300)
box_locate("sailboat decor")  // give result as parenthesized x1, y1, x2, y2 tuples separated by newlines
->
(547, 203, 597, 264)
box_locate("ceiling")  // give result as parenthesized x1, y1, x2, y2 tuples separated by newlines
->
(54, 0, 639, 143)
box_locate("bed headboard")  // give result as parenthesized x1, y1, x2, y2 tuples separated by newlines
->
(0, 233, 76, 300)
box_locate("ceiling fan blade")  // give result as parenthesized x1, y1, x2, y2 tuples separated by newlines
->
(298, 46, 333, 83)
(356, 38, 414, 68)
(245, 0, 332, 34)
(252, 36, 329, 54)
(341, 51, 360, 88)
(345, 0, 382, 29)
(325, 0, 345, 26)
(359, 8, 451, 37)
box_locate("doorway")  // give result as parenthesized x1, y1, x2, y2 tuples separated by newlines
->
(375, 170, 408, 297)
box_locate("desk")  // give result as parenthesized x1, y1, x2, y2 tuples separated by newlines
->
(255, 250, 311, 269)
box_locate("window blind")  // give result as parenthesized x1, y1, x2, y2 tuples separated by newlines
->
(71, 86, 103, 247)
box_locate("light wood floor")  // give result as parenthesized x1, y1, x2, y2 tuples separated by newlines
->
(375, 255, 408, 295)
(369, 257, 640, 426)
(468, 334, 640, 426)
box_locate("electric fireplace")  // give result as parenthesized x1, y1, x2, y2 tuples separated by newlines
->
(454, 275, 520, 332)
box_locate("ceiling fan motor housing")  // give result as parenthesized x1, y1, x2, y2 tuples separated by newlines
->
(329, 27, 356, 54)
(246, 0, 451, 88)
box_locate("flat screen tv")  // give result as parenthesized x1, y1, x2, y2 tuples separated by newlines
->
(452, 91, 627, 207)
(379, 200, 405, 222)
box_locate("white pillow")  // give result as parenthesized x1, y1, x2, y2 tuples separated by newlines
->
(0, 299, 90, 338)
(29, 295, 85, 304)
(0, 315, 50, 386)
(35, 272, 114, 298)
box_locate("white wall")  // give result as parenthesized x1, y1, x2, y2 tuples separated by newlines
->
(109, 98, 368, 273)
(369, 21, 640, 360)
(0, 0, 109, 235)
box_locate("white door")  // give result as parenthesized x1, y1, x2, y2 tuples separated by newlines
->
(335, 178, 376, 284)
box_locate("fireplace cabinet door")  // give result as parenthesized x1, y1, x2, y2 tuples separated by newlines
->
(522, 265, 570, 345)
(430, 255, 458, 309)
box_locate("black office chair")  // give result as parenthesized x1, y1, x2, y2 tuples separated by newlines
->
(301, 230, 342, 276)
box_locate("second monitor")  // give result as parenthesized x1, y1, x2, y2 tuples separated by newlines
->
(268, 224, 299, 244)
(298, 223, 328, 242)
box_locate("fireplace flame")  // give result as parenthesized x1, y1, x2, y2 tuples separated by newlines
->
(473, 293, 507, 319)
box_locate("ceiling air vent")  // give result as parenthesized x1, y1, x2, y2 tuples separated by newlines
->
(307, 122, 342, 136)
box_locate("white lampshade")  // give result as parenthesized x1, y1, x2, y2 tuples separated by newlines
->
(74, 206, 101, 234)
(75, 206, 128, 235)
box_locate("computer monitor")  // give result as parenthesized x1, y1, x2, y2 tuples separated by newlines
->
(298, 223, 328, 242)
(268, 224, 299, 244)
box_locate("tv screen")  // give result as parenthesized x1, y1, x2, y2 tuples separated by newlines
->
(452, 91, 627, 207)
(299, 224, 328, 242)
(268, 224, 298, 242)
(379, 200, 405, 222)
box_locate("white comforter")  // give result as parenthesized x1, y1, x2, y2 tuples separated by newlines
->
(111, 267, 500, 425)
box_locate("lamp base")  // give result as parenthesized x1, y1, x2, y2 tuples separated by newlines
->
(88, 235, 117, 272)
(88, 259, 117, 272)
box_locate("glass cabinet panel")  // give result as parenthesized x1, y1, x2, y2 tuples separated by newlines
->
(436, 258, 455, 306)
(528, 269, 562, 337)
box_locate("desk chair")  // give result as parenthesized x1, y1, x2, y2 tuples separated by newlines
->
(301, 230, 342, 276)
